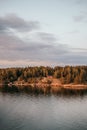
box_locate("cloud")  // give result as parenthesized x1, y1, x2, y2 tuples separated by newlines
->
(62, 54, 87, 65)
(73, 15, 85, 22)
(36, 32, 57, 42)
(73, 10, 87, 23)
(0, 33, 69, 61)
(72, 48, 87, 52)
(0, 14, 40, 33)
(73, 0, 87, 23)
(0, 13, 87, 67)
(0, 32, 87, 66)
(76, 0, 87, 5)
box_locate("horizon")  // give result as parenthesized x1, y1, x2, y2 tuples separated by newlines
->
(0, 64, 87, 69)
(0, 0, 87, 67)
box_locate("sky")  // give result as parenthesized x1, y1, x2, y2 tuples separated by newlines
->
(0, 0, 87, 67)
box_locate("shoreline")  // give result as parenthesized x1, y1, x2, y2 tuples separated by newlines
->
(0, 83, 87, 89)
(0, 76, 87, 94)
(0, 83, 87, 94)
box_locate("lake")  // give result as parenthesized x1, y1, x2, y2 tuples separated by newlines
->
(0, 92, 87, 130)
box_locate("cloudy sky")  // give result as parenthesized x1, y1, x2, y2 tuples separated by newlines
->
(0, 0, 87, 67)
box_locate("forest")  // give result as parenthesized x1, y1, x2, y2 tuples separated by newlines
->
(0, 66, 87, 84)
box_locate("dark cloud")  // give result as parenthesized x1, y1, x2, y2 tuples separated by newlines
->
(0, 32, 87, 66)
(0, 14, 87, 66)
(0, 33, 68, 61)
(0, 14, 40, 33)
(61, 54, 87, 65)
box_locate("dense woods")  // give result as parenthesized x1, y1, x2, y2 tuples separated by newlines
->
(0, 66, 87, 84)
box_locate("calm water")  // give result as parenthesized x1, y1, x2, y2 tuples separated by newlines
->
(0, 93, 87, 130)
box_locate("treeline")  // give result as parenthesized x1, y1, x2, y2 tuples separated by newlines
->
(0, 66, 87, 84)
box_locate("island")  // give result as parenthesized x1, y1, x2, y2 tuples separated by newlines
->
(0, 66, 87, 95)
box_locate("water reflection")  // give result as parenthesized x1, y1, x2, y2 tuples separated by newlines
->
(2, 84, 87, 96)
(0, 93, 87, 130)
